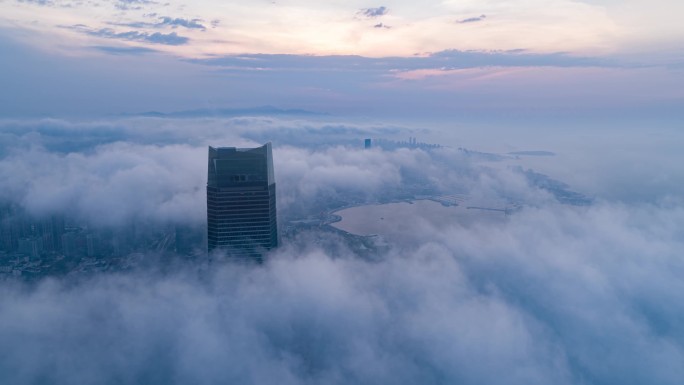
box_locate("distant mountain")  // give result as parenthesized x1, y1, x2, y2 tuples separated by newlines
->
(508, 151, 556, 156)
(124, 105, 327, 118)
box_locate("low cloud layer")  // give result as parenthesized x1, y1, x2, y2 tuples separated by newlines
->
(1, 116, 681, 226)
(0, 117, 582, 226)
(1, 201, 683, 384)
(0, 116, 682, 384)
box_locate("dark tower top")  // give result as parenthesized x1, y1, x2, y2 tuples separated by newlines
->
(207, 144, 275, 188)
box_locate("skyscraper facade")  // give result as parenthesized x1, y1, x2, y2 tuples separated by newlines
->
(207, 143, 278, 258)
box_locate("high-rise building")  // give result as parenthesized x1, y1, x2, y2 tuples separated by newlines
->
(207, 143, 278, 259)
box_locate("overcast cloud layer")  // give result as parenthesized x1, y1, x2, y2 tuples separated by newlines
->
(1, 200, 683, 384)
(0, 116, 683, 384)
(0, 117, 551, 225)
(1, 117, 681, 226)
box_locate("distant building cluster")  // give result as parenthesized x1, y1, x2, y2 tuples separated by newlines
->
(0, 207, 98, 277)
(0, 208, 81, 259)
(369, 137, 441, 151)
(0, 205, 204, 278)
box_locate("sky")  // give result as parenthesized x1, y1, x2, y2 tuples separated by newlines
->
(1, 0, 683, 119)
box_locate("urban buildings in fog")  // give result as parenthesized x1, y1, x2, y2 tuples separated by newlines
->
(206, 143, 279, 259)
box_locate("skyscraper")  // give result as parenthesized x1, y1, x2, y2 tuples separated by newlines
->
(207, 143, 278, 259)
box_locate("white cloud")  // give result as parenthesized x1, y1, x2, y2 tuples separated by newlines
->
(0, 115, 683, 384)
(1, 200, 684, 384)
